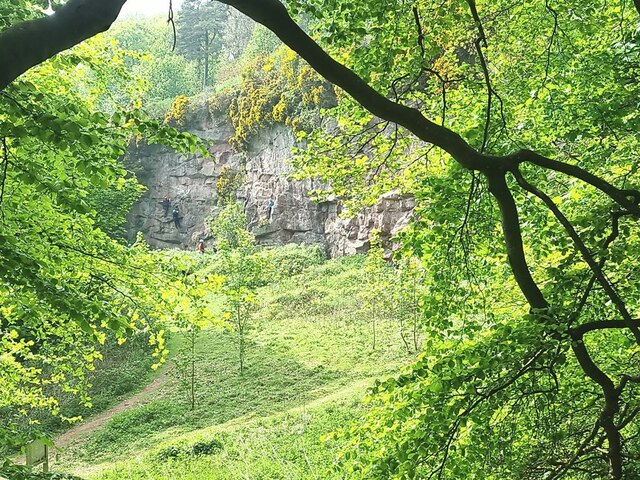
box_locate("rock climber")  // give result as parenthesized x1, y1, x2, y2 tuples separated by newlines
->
(172, 206, 181, 228)
(267, 196, 275, 221)
(161, 196, 171, 216)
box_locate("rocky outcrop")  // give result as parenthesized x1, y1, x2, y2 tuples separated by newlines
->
(125, 106, 415, 257)
(324, 192, 416, 257)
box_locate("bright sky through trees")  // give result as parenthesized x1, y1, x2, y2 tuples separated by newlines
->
(119, 0, 184, 17)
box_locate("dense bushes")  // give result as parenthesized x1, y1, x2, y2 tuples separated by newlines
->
(156, 437, 225, 461)
(0, 462, 82, 480)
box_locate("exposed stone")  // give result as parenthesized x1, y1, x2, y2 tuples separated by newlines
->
(125, 106, 415, 257)
(325, 192, 416, 258)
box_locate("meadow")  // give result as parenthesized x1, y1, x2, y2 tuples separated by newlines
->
(51, 250, 415, 480)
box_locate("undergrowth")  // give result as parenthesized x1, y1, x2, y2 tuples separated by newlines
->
(50, 246, 415, 479)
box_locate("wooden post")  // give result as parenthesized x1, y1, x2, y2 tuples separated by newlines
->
(25, 440, 49, 473)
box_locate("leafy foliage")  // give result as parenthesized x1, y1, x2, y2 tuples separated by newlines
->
(278, 0, 640, 478)
(51, 251, 413, 479)
(104, 16, 200, 108)
(0, 460, 82, 480)
(0, 10, 208, 455)
(224, 45, 334, 149)
(208, 202, 254, 251)
(4, 0, 640, 478)
(214, 166, 243, 205)
(176, 0, 230, 88)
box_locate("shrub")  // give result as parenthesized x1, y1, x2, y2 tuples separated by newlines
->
(0, 462, 83, 480)
(191, 438, 223, 455)
(255, 244, 326, 280)
(156, 437, 224, 461)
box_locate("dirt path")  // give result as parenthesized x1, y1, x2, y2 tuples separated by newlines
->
(54, 371, 169, 450)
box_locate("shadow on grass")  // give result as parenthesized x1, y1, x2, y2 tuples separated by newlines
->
(75, 330, 343, 461)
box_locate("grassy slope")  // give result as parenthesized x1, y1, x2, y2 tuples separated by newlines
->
(57, 254, 414, 479)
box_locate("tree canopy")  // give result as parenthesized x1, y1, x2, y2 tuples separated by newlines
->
(2, 0, 640, 478)
(0, 0, 206, 451)
(176, 0, 230, 88)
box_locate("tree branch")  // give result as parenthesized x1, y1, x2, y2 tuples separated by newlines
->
(509, 150, 640, 214)
(572, 211, 626, 321)
(0, 0, 128, 90)
(217, 0, 484, 170)
(569, 335, 623, 479)
(485, 171, 548, 310)
(466, 0, 493, 152)
(513, 169, 640, 344)
(0, 138, 8, 222)
(572, 319, 640, 338)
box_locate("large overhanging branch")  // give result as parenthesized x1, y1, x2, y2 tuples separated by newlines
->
(217, 0, 484, 170)
(214, 2, 640, 476)
(0, 0, 127, 90)
(218, 0, 640, 309)
(218, 1, 638, 204)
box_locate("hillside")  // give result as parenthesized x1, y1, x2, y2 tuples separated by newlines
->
(4, 1, 640, 478)
(50, 251, 415, 479)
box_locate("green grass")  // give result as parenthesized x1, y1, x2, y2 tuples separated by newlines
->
(55, 253, 415, 479)
(90, 397, 363, 480)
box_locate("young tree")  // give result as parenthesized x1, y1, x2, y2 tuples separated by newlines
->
(393, 255, 426, 354)
(360, 231, 391, 351)
(161, 254, 223, 410)
(210, 203, 260, 374)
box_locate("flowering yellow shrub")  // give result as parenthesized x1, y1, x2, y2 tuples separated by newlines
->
(164, 95, 190, 128)
(216, 45, 334, 150)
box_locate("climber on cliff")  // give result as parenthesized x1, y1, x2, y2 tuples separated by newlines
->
(161, 196, 171, 216)
(172, 206, 181, 229)
(267, 196, 275, 222)
(196, 239, 205, 253)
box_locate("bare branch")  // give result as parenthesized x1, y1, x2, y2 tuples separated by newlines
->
(168, 0, 177, 51)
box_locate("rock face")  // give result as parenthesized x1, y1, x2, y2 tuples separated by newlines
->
(125, 107, 415, 257)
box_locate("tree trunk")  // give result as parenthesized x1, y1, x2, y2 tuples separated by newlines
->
(203, 30, 210, 88)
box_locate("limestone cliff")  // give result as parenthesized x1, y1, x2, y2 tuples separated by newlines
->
(125, 107, 415, 257)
